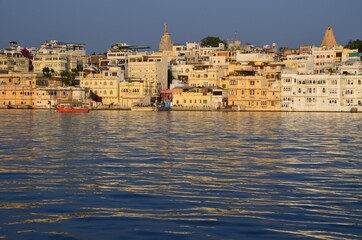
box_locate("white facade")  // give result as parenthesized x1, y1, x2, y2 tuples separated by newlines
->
(281, 73, 362, 112)
(236, 53, 275, 63)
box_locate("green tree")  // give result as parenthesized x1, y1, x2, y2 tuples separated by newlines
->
(42, 67, 53, 77)
(60, 69, 79, 86)
(200, 36, 227, 48)
(345, 39, 362, 52)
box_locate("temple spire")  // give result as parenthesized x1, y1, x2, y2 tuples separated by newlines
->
(320, 26, 338, 49)
(159, 23, 173, 52)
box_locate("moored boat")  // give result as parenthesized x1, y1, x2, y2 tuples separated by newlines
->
(57, 104, 90, 113)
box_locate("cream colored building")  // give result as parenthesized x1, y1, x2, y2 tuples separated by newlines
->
(35, 86, 88, 109)
(33, 53, 68, 73)
(281, 54, 314, 75)
(172, 87, 213, 110)
(188, 65, 226, 88)
(119, 79, 158, 108)
(0, 72, 37, 108)
(79, 67, 123, 105)
(33, 40, 87, 74)
(128, 53, 168, 90)
(0, 53, 29, 73)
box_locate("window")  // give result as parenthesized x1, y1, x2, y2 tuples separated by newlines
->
(203, 100, 207, 104)
(250, 81, 255, 86)
(250, 90, 255, 95)
(230, 80, 236, 85)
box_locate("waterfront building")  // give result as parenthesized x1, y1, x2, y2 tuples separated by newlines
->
(172, 87, 226, 110)
(0, 72, 37, 108)
(79, 67, 123, 106)
(223, 69, 281, 111)
(281, 73, 362, 112)
(35, 86, 89, 109)
(119, 79, 158, 108)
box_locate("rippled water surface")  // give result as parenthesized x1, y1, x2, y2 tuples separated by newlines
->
(0, 110, 361, 240)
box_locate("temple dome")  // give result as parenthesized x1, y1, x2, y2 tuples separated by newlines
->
(159, 24, 173, 52)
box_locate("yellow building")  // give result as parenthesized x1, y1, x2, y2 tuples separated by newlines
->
(0, 53, 29, 73)
(79, 67, 122, 105)
(35, 86, 89, 109)
(172, 87, 212, 110)
(188, 65, 226, 88)
(33, 53, 67, 73)
(119, 79, 158, 108)
(223, 69, 281, 111)
(33, 40, 87, 74)
(0, 73, 37, 108)
(171, 87, 226, 110)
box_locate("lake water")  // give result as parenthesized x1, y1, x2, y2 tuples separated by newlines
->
(0, 110, 361, 240)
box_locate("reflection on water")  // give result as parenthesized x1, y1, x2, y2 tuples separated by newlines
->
(0, 110, 361, 239)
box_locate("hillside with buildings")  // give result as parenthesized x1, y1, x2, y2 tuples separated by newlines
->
(1, 26, 361, 112)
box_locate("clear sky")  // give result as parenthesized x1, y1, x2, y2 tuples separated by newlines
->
(1, 0, 361, 53)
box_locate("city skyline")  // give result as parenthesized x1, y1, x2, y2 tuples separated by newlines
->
(0, 0, 361, 53)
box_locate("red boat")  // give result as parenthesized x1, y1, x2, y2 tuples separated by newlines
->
(57, 104, 90, 113)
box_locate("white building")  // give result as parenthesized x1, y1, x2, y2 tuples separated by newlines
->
(281, 73, 362, 112)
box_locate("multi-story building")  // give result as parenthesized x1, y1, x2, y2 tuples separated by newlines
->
(223, 69, 281, 111)
(33, 40, 87, 74)
(35, 86, 88, 109)
(281, 73, 362, 111)
(188, 65, 225, 88)
(172, 87, 226, 110)
(79, 67, 123, 105)
(119, 79, 158, 108)
(128, 52, 168, 90)
(0, 72, 37, 108)
(106, 43, 147, 75)
(0, 52, 30, 73)
(33, 53, 68, 73)
(281, 54, 314, 75)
